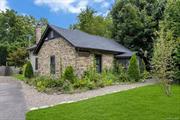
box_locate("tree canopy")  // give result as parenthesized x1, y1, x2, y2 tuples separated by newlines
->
(111, 0, 166, 69)
(0, 9, 47, 66)
(70, 7, 112, 38)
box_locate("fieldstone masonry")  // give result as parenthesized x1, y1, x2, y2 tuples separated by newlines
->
(37, 37, 114, 77)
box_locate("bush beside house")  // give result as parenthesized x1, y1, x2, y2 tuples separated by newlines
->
(17, 55, 146, 93)
(23, 61, 34, 78)
(128, 54, 140, 82)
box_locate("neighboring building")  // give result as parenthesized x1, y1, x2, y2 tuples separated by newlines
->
(28, 24, 133, 77)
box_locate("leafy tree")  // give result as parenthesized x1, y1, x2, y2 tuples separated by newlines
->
(152, 28, 176, 96)
(23, 61, 34, 78)
(70, 7, 112, 38)
(111, 0, 166, 70)
(0, 45, 8, 66)
(173, 41, 180, 83)
(128, 54, 140, 81)
(7, 47, 28, 67)
(161, 0, 180, 82)
(0, 9, 48, 67)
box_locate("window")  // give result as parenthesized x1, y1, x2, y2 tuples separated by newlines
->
(95, 55, 102, 73)
(35, 58, 38, 70)
(50, 55, 56, 74)
(49, 31, 54, 39)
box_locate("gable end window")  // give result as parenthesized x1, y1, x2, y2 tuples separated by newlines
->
(49, 31, 54, 39)
(50, 55, 56, 74)
(35, 58, 38, 70)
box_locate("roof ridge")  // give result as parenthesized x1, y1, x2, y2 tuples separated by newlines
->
(45, 24, 132, 54)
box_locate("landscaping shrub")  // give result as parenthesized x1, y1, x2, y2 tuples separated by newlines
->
(128, 54, 140, 82)
(101, 69, 115, 86)
(62, 66, 77, 84)
(23, 61, 34, 78)
(83, 66, 100, 82)
(114, 64, 129, 82)
(23, 76, 63, 92)
(62, 80, 74, 92)
(73, 79, 88, 89)
(20, 61, 142, 94)
(83, 66, 103, 88)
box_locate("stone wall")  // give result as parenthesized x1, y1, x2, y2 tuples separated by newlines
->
(29, 50, 37, 72)
(37, 38, 76, 76)
(75, 52, 94, 77)
(102, 54, 114, 70)
(37, 37, 114, 77)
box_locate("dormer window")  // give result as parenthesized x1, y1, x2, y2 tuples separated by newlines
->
(50, 31, 54, 39)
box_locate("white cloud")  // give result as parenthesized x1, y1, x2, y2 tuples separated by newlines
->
(0, 0, 9, 12)
(34, 0, 88, 14)
(101, 2, 110, 8)
(94, 0, 105, 3)
(34, 0, 112, 14)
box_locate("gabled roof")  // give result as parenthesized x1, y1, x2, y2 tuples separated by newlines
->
(115, 52, 133, 58)
(34, 24, 133, 55)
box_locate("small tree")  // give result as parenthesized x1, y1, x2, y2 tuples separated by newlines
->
(23, 61, 34, 78)
(7, 47, 28, 67)
(128, 54, 140, 81)
(152, 29, 176, 96)
(62, 66, 76, 83)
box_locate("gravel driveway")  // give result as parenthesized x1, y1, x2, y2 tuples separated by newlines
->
(0, 76, 155, 120)
(19, 78, 155, 110)
(0, 76, 26, 120)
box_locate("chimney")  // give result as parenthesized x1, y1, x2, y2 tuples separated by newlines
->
(35, 23, 41, 44)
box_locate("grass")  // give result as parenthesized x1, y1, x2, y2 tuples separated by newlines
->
(26, 85, 180, 120)
(14, 74, 25, 81)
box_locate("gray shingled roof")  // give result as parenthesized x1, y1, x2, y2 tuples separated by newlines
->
(50, 25, 130, 53)
(116, 52, 133, 58)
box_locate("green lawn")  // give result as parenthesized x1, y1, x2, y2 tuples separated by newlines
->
(26, 85, 180, 120)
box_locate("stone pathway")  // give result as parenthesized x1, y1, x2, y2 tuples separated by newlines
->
(19, 78, 156, 111)
(0, 76, 26, 120)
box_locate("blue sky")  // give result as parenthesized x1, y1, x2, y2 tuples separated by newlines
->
(0, 0, 114, 28)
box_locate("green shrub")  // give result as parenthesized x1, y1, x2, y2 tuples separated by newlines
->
(62, 66, 77, 83)
(128, 54, 140, 82)
(23, 61, 34, 78)
(36, 81, 46, 92)
(24, 76, 63, 92)
(101, 69, 115, 86)
(114, 64, 129, 82)
(86, 81, 96, 90)
(62, 80, 73, 92)
(142, 70, 150, 80)
(73, 79, 88, 89)
(83, 66, 100, 82)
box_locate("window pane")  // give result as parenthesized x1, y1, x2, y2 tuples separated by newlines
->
(35, 58, 38, 70)
(95, 55, 102, 73)
(50, 56, 55, 74)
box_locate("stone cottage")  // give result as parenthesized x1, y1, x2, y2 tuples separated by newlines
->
(28, 24, 133, 77)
